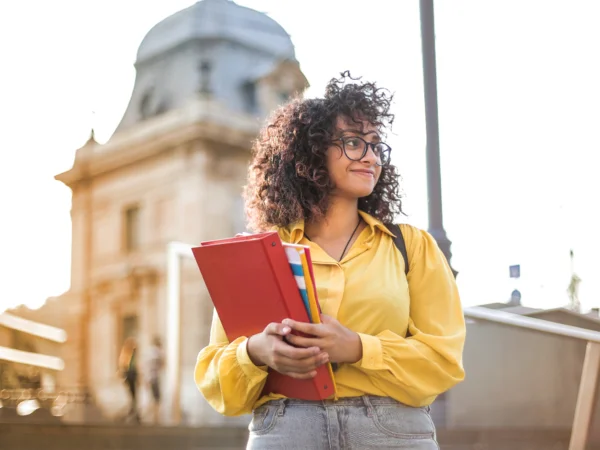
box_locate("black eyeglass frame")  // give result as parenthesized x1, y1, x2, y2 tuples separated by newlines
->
(332, 136, 392, 166)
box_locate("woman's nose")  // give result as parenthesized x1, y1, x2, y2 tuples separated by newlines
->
(361, 144, 378, 164)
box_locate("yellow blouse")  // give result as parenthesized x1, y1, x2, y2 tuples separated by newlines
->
(194, 211, 466, 416)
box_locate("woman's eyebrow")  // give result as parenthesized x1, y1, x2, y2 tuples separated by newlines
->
(340, 128, 379, 135)
(339, 128, 381, 140)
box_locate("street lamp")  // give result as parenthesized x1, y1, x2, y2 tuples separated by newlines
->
(419, 0, 458, 277)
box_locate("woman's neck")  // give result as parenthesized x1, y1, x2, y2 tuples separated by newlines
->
(305, 197, 361, 242)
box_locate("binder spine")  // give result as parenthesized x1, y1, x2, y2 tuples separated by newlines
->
(261, 237, 311, 325)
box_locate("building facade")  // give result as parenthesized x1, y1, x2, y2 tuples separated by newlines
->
(14, 0, 308, 425)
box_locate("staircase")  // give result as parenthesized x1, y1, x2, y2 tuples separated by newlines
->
(0, 423, 248, 450)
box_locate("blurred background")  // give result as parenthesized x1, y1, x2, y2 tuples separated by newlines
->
(1, 1, 599, 449)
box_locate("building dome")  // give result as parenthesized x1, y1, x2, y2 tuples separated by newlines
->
(110, 0, 307, 134)
(136, 0, 295, 63)
(112, 0, 304, 135)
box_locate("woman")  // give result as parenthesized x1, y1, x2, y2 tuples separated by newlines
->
(118, 337, 140, 423)
(195, 72, 466, 449)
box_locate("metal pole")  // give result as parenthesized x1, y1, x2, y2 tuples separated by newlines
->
(419, 0, 457, 277)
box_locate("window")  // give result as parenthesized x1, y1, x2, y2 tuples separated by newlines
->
(198, 60, 212, 94)
(199, 61, 211, 74)
(123, 205, 141, 252)
(11, 330, 36, 353)
(139, 88, 155, 119)
(279, 91, 290, 104)
(242, 81, 258, 113)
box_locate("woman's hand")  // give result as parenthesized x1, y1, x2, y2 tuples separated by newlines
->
(282, 315, 363, 364)
(246, 322, 330, 379)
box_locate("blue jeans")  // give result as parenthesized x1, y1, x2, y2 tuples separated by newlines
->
(247, 396, 439, 450)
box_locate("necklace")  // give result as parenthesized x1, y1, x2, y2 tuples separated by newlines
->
(305, 217, 362, 261)
(339, 218, 362, 261)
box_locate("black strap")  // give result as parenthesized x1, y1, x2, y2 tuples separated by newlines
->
(384, 223, 409, 276)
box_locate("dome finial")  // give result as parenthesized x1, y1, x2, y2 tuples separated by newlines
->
(86, 111, 98, 145)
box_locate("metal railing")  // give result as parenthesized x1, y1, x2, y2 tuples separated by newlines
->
(0, 313, 67, 343)
(464, 306, 600, 450)
(0, 311, 67, 371)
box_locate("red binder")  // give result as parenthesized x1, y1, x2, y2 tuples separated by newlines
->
(191, 231, 335, 401)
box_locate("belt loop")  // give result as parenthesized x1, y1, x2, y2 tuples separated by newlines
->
(361, 395, 374, 417)
(277, 399, 287, 416)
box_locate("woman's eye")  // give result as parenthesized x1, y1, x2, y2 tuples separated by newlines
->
(344, 138, 361, 148)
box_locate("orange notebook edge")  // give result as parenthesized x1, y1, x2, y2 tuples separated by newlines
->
(302, 247, 321, 315)
(299, 250, 337, 398)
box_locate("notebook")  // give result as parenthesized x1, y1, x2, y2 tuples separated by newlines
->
(192, 232, 336, 401)
(283, 243, 336, 386)
(282, 245, 311, 318)
(282, 243, 321, 321)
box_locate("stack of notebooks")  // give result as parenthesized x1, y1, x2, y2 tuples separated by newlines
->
(192, 232, 336, 400)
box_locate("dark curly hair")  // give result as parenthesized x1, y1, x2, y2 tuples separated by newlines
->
(244, 71, 404, 232)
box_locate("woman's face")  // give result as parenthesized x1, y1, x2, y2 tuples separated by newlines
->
(326, 116, 383, 200)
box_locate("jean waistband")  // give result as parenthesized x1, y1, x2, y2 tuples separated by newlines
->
(266, 395, 404, 408)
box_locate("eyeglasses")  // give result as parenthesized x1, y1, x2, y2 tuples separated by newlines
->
(332, 136, 392, 166)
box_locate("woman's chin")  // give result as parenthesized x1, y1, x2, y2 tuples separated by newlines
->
(342, 189, 375, 199)
(353, 185, 376, 198)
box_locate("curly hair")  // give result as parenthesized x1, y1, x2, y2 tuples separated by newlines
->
(243, 71, 404, 232)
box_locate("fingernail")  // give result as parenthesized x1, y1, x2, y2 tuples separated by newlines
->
(282, 326, 291, 333)
(282, 319, 291, 326)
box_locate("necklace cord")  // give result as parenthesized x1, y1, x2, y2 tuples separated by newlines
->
(304, 217, 362, 261)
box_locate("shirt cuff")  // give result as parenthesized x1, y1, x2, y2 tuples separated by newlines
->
(352, 333, 385, 370)
(236, 338, 269, 379)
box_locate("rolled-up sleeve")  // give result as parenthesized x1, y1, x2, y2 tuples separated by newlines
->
(194, 309, 269, 416)
(352, 225, 466, 407)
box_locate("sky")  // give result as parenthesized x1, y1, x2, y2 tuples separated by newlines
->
(0, 0, 599, 313)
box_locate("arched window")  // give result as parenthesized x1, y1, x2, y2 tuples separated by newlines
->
(242, 81, 257, 113)
(139, 88, 155, 119)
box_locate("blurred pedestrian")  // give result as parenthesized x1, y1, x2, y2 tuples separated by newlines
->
(146, 336, 164, 424)
(118, 337, 140, 423)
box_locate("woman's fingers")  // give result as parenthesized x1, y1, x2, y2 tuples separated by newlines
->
(282, 318, 325, 336)
(285, 370, 318, 380)
(275, 339, 320, 360)
(285, 334, 320, 348)
(263, 322, 291, 336)
(271, 342, 329, 374)
(260, 323, 330, 377)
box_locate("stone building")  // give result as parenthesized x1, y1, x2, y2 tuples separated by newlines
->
(13, 0, 308, 425)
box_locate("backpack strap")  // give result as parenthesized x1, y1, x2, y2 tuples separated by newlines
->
(384, 223, 409, 276)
